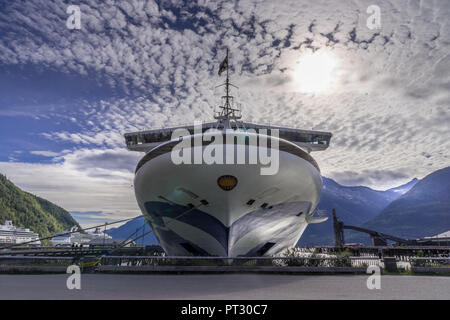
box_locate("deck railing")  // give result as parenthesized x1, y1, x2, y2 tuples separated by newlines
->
(100, 255, 381, 268)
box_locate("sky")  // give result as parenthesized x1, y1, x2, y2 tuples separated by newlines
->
(0, 0, 449, 227)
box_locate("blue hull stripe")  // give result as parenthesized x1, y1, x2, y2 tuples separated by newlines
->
(145, 201, 229, 251)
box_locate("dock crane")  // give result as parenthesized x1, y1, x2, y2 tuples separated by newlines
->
(332, 209, 418, 247)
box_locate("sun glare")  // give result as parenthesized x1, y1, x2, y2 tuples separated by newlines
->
(293, 50, 338, 93)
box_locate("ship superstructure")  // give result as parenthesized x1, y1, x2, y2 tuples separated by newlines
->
(0, 220, 41, 246)
(51, 226, 112, 247)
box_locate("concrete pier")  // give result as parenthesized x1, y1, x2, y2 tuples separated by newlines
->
(0, 274, 448, 300)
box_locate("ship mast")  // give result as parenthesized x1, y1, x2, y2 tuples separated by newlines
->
(214, 49, 242, 128)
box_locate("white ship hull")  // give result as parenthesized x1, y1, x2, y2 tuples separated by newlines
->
(133, 133, 322, 257)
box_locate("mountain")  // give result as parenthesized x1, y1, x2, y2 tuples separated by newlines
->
(106, 216, 158, 245)
(353, 166, 450, 240)
(0, 173, 79, 241)
(298, 177, 403, 246)
(386, 178, 418, 195)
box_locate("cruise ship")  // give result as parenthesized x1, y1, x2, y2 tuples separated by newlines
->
(0, 220, 41, 246)
(51, 226, 112, 247)
(125, 52, 332, 256)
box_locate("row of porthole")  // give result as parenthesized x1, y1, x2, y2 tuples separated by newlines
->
(186, 199, 209, 208)
(246, 199, 273, 210)
(247, 198, 303, 217)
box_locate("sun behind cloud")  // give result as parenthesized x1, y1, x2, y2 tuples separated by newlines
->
(293, 49, 339, 93)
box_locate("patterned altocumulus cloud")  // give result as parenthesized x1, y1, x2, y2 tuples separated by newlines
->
(0, 0, 449, 225)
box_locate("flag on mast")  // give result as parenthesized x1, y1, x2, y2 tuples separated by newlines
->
(218, 51, 228, 76)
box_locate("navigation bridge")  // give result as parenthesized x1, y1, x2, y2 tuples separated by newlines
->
(125, 122, 332, 153)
